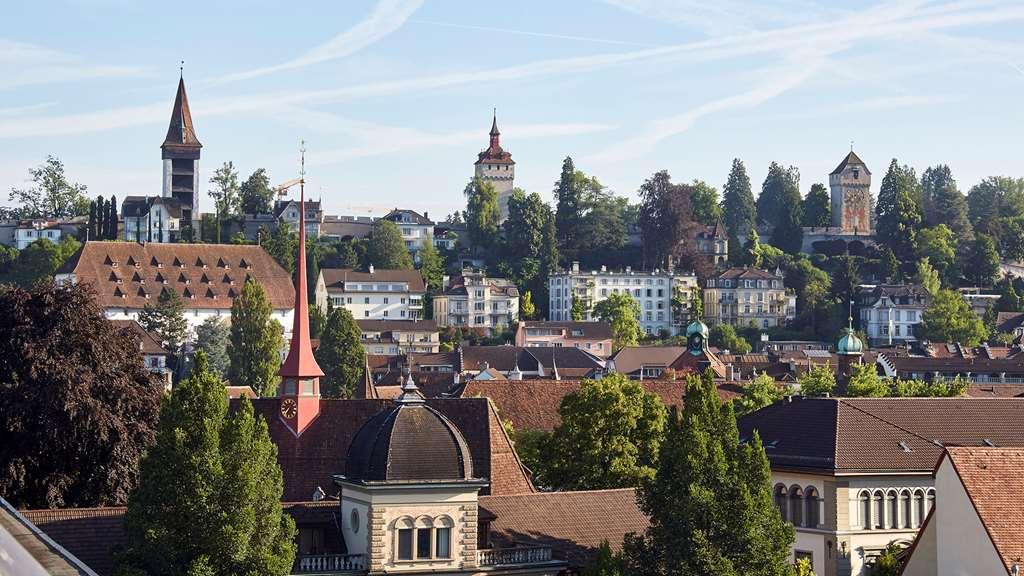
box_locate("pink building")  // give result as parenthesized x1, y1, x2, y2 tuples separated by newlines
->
(514, 321, 614, 358)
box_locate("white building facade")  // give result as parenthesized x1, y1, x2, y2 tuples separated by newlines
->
(856, 284, 930, 346)
(382, 209, 435, 253)
(316, 267, 425, 320)
(122, 196, 182, 243)
(433, 271, 519, 331)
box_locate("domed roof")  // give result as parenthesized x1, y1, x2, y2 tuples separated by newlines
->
(343, 377, 475, 484)
(837, 327, 864, 356)
(686, 319, 709, 339)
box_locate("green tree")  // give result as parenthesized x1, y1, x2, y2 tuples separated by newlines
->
(368, 219, 414, 270)
(919, 289, 988, 346)
(624, 370, 794, 575)
(544, 374, 666, 490)
(709, 323, 751, 354)
(554, 157, 584, 260)
(690, 179, 722, 225)
(120, 353, 295, 576)
(464, 176, 500, 253)
(794, 557, 816, 576)
(921, 165, 972, 241)
(915, 258, 941, 296)
(106, 195, 118, 240)
(314, 306, 365, 399)
(263, 222, 298, 273)
(138, 287, 188, 370)
(228, 279, 284, 396)
(208, 161, 240, 243)
(741, 227, 762, 268)
(593, 292, 642, 349)
(584, 541, 625, 576)
(0, 282, 162, 508)
(868, 542, 904, 576)
(876, 159, 923, 263)
(801, 183, 831, 227)
(784, 257, 834, 338)
(3, 236, 81, 287)
(520, 291, 537, 320)
(916, 224, 959, 285)
(797, 364, 835, 397)
(734, 372, 783, 416)
(722, 159, 756, 259)
(571, 295, 588, 322)
(967, 176, 1024, 234)
(762, 163, 803, 254)
(417, 237, 444, 292)
(879, 246, 900, 283)
(845, 362, 887, 397)
(966, 234, 1000, 287)
(996, 278, 1023, 312)
(239, 168, 275, 215)
(637, 171, 698, 269)
(831, 256, 861, 303)
(502, 189, 557, 300)
(195, 317, 230, 377)
(8, 155, 89, 219)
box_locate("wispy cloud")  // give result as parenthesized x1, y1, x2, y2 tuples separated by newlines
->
(409, 19, 657, 47)
(0, 39, 147, 90)
(0, 101, 58, 117)
(216, 0, 423, 83)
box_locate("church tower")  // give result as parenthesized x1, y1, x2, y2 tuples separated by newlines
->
(161, 74, 202, 227)
(829, 150, 871, 234)
(473, 111, 515, 221)
(278, 147, 325, 436)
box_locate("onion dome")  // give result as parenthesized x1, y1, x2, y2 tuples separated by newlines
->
(686, 319, 709, 339)
(837, 317, 864, 356)
(343, 374, 475, 484)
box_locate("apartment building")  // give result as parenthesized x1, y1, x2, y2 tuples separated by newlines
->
(856, 284, 930, 346)
(433, 271, 519, 332)
(382, 209, 435, 253)
(548, 262, 698, 336)
(315, 266, 425, 320)
(514, 321, 614, 357)
(703, 267, 795, 329)
(356, 319, 440, 355)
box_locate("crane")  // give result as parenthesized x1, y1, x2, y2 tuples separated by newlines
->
(273, 177, 303, 197)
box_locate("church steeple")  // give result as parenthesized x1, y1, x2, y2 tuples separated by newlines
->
(161, 76, 201, 150)
(279, 142, 324, 436)
(489, 108, 500, 149)
(161, 73, 202, 226)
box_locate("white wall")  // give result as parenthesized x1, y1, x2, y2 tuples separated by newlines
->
(933, 458, 1006, 575)
(104, 306, 294, 340)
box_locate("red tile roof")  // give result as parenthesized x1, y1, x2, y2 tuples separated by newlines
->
(108, 319, 168, 355)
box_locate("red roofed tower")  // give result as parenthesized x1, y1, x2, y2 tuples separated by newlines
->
(473, 109, 515, 222)
(278, 143, 324, 436)
(161, 71, 202, 227)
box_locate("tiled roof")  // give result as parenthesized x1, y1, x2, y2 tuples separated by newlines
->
(356, 319, 438, 333)
(480, 489, 646, 567)
(319, 268, 425, 292)
(1, 498, 97, 575)
(249, 397, 534, 500)
(382, 209, 434, 226)
(967, 384, 1024, 398)
(609, 346, 685, 375)
(319, 220, 373, 240)
(461, 378, 742, 432)
(121, 196, 183, 219)
(831, 150, 869, 175)
(997, 312, 1024, 333)
(20, 506, 127, 576)
(738, 397, 1024, 473)
(460, 346, 602, 375)
(945, 446, 1024, 572)
(714, 267, 783, 280)
(161, 77, 201, 150)
(519, 321, 613, 340)
(886, 355, 1024, 375)
(108, 319, 168, 355)
(57, 242, 294, 310)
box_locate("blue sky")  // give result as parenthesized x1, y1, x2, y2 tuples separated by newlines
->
(2, 0, 1023, 219)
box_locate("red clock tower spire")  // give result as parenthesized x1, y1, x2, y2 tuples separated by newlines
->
(279, 140, 324, 436)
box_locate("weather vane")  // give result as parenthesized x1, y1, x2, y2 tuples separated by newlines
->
(179, 60, 184, 78)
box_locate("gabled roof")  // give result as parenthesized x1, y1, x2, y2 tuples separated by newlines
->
(121, 196, 183, 219)
(997, 312, 1024, 333)
(609, 346, 686, 375)
(460, 346, 603, 376)
(108, 319, 168, 355)
(831, 150, 869, 176)
(19, 506, 126, 576)
(382, 208, 434, 226)
(738, 397, 1024, 473)
(161, 77, 201, 150)
(0, 497, 99, 575)
(945, 446, 1024, 572)
(319, 268, 425, 292)
(714, 267, 783, 281)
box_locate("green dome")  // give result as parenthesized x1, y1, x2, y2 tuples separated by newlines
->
(837, 328, 864, 355)
(686, 319, 709, 339)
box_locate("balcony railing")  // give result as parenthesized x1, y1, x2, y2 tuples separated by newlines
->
(294, 553, 367, 573)
(477, 546, 553, 567)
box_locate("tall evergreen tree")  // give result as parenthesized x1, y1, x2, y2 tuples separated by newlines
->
(876, 159, 923, 263)
(722, 159, 756, 260)
(624, 369, 794, 575)
(228, 278, 284, 397)
(966, 234, 1001, 287)
(95, 196, 106, 240)
(921, 165, 973, 240)
(314, 306, 365, 399)
(967, 176, 1024, 236)
(87, 200, 97, 241)
(107, 195, 118, 240)
(368, 220, 413, 270)
(120, 353, 296, 576)
(757, 162, 789, 227)
(138, 288, 188, 372)
(195, 317, 230, 377)
(801, 183, 831, 227)
(742, 228, 762, 268)
(554, 157, 583, 260)
(765, 165, 803, 254)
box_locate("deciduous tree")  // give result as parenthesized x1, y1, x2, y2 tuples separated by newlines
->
(464, 176, 501, 253)
(593, 292, 642, 349)
(228, 279, 284, 396)
(797, 364, 835, 397)
(919, 289, 988, 346)
(195, 317, 230, 377)
(520, 291, 537, 320)
(138, 287, 188, 370)
(876, 159, 923, 263)
(734, 372, 783, 416)
(8, 155, 90, 219)
(709, 323, 751, 354)
(801, 183, 831, 227)
(921, 165, 972, 241)
(239, 168, 275, 215)
(368, 219, 413, 270)
(208, 161, 240, 243)
(690, 179, 722, 226)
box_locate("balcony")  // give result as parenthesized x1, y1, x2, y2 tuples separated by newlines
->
(293, 553, 366, 574)
(477, 546, 556, 567)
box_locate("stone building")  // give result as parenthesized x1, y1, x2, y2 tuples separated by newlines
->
(473, 112, 515, 221)
(160, 75, 201, 227)
(703, 267, 795, 329)
(801, 150, 876, 254)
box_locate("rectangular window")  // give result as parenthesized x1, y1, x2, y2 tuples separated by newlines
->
(416, 528, 432, 559)
(301, 379, 314, 395)
(398, 529, 413, 560)
(384, 297, 389, 304)
(435, 527, 451, 558)
(284, 379, 296, 395)
(383, 310, 389, 317)
(364, 297, 370, 304)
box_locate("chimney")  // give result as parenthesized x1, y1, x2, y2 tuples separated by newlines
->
(572, 261, 580, 274)
(626, 266, 632, 273)
(600, 265, 607, 272)
(369, 264, 375, 275)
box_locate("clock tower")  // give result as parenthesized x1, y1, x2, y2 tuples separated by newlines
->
(278, 145, 325, 436)
(829, 150, 872, 234)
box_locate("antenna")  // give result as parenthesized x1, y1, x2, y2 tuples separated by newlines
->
(850, 139, 854, 152)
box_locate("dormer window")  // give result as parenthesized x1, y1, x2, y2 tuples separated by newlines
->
(174, 257, 184, 268)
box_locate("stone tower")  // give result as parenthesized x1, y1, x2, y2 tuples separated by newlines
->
(829, 150, 871, 234)
(161, 75, 202, 226)
(474, 111, 515, 221)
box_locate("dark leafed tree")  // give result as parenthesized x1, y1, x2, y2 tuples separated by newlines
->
(138, 287, 188, 371)
(228, 278, 284, 397)
(765, 164, 803, 254)
(95, 196, 106, 240)
(239, 168, 276, 216)
(623, 369, 794, 576)
(690, 179, 722, 226)
(368, 219, 413, 270)
(464, 176, 501, 253)
(722, 159, 756, 260)
(637, 171, 699, 270)
(87, 200, 97, 240)
(801, 183, 831, 227)
(967, 176, 1024, 235)
(263, 222, 299, 273)
(7, 155, 90, 219)
(554, 156, 583, 260)
(756, 162, 787, 228)
(314, 306, 365, 399)
(876, 159, 923, 263)
(830, 255, 861, 303)
(208, 161, 240, 243)
(119, 353, 296, 576)
(107, 195, 118, 240)
(0, 282, 162, 508)
(921, 165, 972, 241)
(966, 234, 1001, 287)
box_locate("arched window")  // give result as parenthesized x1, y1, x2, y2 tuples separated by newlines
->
(926, 489, 935, 517)
(901, 490, 912, 529)
(435, 516, 454, 559)
(859, 490, 871, 529)
(774, 484, 788, 522)
(872, 490, 884, 529)
(805, 487, 820, 528)
(415, 516, 433, 559)
(789, 486, 804, 527)
(887, 490, 899, 529)
(395, 517, 415, 560)
(913, 490, 925, 528)
(393, 515, 455, 562)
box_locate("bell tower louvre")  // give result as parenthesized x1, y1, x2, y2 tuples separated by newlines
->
(278, 143, 325, 436)
(161, 72, 202, 227)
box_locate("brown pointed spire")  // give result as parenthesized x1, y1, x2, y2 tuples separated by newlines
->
(161, 76, 202, 150)
(488, 108, 500, 150)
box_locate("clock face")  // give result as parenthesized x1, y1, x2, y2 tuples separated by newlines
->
(280, 398, 297, 419)
(687, 333, 704, 355)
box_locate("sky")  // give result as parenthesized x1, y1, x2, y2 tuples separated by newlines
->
(2, 0, 1023, 220)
